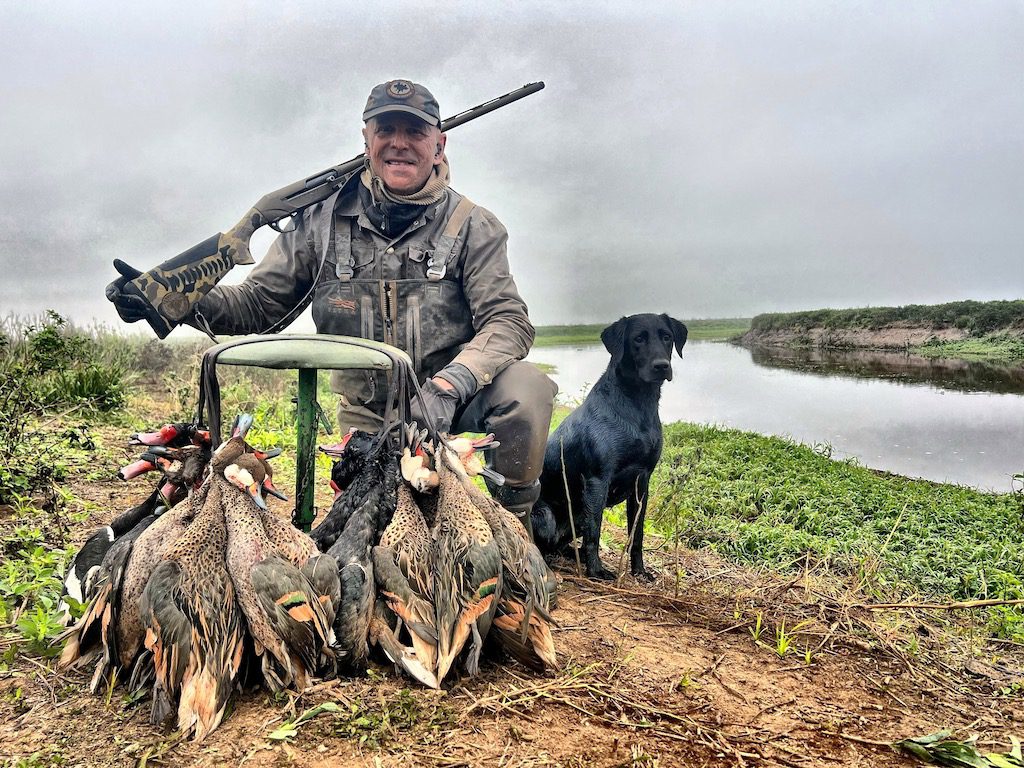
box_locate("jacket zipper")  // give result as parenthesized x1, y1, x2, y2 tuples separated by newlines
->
(381, 280, 396, 345)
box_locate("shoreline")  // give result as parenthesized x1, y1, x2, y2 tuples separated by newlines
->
(739, 326, 1024, 364)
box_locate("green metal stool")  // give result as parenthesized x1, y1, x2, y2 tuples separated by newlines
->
(196, 334, 419, 532)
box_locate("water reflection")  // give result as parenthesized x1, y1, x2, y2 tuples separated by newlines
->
(527, 341, 1024, 493)
(744, 343, 1024, 394)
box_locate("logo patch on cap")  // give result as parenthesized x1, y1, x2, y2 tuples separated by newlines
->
(386, 80, 414, 99)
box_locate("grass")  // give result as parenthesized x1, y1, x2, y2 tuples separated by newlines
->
(643, 422, 1024, 629)
(914, 333, 1024, 364)
(749, 299, 1024, 335)
(534, 318, 751, 347)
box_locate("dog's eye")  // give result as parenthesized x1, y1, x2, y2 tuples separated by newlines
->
(633, 332, 647, 344)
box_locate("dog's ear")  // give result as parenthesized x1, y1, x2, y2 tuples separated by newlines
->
(663, 315, 688, 357)
(601, 317, 628, 365)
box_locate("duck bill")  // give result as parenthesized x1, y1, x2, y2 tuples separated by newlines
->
(472, 434, 499, 450)
(230, 413, 254, 439)
(247, 485, 269, 510)
(478, 466, 505, 486)
(262, 479, 288, 501)
(319, 428, 356, 458)
(128, 424, 179, 446)
(255, 446, 283, 460)
(117, 458, 158, 480)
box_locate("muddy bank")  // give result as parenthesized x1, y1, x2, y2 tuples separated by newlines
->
(740, 322, 973, 351)
(744, 342, 1024, 393)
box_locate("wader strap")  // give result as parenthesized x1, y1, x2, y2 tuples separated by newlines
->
(427, 196, 475, 281)
(334, 218, 353, 281)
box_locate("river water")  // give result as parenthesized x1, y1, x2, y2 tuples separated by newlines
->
(526, 341, 1024, 493)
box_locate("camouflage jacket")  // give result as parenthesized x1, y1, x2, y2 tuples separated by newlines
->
(194, 179, 535, 389)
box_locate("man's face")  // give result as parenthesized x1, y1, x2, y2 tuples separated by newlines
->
(363, 113, 446, 196)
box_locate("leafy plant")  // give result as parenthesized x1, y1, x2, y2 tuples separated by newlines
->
(267, 702, 340, 741)
(895, 730, 1024, 767)
(749, 611, 764, 642)
(0, 525, 69, 654)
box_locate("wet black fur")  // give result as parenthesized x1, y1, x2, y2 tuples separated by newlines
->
(533, 313, 687, 581)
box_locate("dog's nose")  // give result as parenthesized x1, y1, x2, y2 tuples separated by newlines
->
(652, 360, 671, 376)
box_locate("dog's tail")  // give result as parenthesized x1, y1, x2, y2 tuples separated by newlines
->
(530, 500, 557, 552)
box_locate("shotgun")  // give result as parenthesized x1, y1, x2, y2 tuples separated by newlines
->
(106, 81, 545, 338)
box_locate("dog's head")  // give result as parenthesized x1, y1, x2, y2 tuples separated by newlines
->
(600, 313, 687, 384)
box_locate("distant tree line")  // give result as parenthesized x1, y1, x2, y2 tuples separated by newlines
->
(750, 300, 1024, 336)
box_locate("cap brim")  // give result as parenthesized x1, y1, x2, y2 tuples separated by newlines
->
(362, 105, 440, 126)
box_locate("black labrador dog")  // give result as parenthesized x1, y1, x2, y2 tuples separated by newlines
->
(532, 313, 687, 580)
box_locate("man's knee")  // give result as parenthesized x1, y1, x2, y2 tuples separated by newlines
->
(458, 361, 557, 485)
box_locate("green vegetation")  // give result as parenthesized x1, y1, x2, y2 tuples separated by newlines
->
(534, 323, 606, 346)
(643, 422, 1024, 637)
(0, 312, 132, 503)
(750, 299, 1024, 335)
(0, 525, 69, 655)
(916, 333, 1024, 364)
(534, 318, 750, 347)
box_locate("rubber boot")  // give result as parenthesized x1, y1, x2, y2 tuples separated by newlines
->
(489, 480, 558, 608)
(488, 480, 540, 540)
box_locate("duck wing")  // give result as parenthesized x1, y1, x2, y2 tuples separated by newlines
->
(250, 554, 338, 680)
(161, 487, 246, 741)
(371, 545, 437, 675)
(139, 560, 192, 724)
(492, 597, 557, 671)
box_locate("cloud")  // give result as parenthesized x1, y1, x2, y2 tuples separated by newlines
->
(1, 0, 1021, 328)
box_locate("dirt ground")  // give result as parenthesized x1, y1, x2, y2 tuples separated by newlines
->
(3, 436, 1023, 767)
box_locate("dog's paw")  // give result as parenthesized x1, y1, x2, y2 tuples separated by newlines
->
(587, 565, 616, 581)
(631, 566, 657, 583)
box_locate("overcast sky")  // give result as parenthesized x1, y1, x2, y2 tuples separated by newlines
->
(1, 0, 1021, 332)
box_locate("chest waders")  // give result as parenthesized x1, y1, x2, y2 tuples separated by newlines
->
(310, 196, 477, 386)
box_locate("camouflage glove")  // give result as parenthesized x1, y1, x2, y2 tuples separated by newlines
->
(104, 260, 151, 323)
(410, 363, 478, 435)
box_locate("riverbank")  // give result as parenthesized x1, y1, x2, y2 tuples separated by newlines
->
(741, 300, 1024, 363)
(535, 317, 750, 347)
(646, 422, 1024, 615)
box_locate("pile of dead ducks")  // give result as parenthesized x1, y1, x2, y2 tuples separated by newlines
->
(57, 416, 557, 740)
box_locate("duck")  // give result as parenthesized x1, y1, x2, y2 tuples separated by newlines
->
(139, 477, 245, 739)
(430, 444, 502, 684)
(58, 443, 213, 675)
(58, 486, 168, 627)
(221, 455, 338, 691)
(60, 423, 214, 625)
(314, 431, 400, 670)
(58, 475, 207, 692)
(371, 482, 439, 685)
(452, 441, 557, 671)
(210, 414, 282, 475)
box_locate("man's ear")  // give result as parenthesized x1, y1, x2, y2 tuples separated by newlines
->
(663, 315, 688, 356)
(434, 131, 447, 164)
(601, 317, 628, 366)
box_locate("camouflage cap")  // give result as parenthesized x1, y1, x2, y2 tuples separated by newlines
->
(363, 80, 441, 126)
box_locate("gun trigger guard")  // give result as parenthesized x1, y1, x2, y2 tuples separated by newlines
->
(268, 215, 298, 234)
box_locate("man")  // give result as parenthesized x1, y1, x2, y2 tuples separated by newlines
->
(110, 79, 556, 535)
